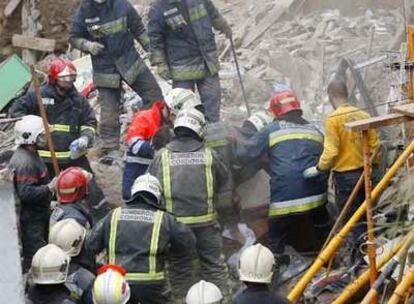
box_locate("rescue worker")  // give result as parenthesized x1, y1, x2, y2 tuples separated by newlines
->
(26, 244, 81, 303)
(122, 99, 173, 200)
(148, 0, 232, 122)
(186, 280, 223, 304)
(303, 78, 379, 263)
(69, 0, 163, 160)
(9, 58, 110, 222)
(87, 173, 195, 303)
(233, 244, 289, 304)
(148, 109, 232, 301)
(49, 218, 97, 274)
(8, 115, 55, 272)
(235, 89, 329, 274)
(122, 88, 198, 200)
(92, 264, 131, 304)
(51, 167, 94, 229)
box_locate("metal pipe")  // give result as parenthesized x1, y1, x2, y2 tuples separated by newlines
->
(288, 140, 414, 303)
(333, 231, 414, 304)
(362, 130, 378, 301)
(388, 264, 414, 304)
(31, 66, 60, 176)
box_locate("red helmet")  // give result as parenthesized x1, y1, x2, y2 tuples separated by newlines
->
(56, 167, 88, 203)
(268, 90, 301, 118)
(49, 58, 77, 85)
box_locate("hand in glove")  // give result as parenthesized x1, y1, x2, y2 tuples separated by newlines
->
(157, 63, 171, 81)
(47, 177, 57, 193)
(70, 136, 89, 160)
(303, 166, 321, 179)
(84, 41, 105, 56)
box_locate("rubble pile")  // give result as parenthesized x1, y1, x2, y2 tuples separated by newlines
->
(220, 1, 403, 122)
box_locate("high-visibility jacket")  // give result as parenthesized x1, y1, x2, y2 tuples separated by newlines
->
(236, 120, 327, 218)
(70, 0, 150, 88)
(318, 103, 379, 172)
(10, 85, 96, 164)
(148, 0, 227, 81)
(86, 202, 194, 283)
(148, 136, 232, 226)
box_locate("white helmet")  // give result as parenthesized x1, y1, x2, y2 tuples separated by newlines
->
(185, 280, 223, 304)
(49, 218, 86, 257)
(130, 173, 162, 203)
(92, 268, 131, 304)
(239, 243, 275, 284)
(31, 244, 70, 284)
(246, 110, 273, 132)
(165, 88, 203, 115)
(174, 108, 206, 137)
(14, 115, 45, 145)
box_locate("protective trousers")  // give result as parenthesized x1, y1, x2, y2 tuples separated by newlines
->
(173, 73, 221, 122)
(122, 162, 149, 200)
(129, 282, 171, 304)
(45, 156, 111, 222)
(170, 224, 229, 303)
(20, 206, 50, 272)
(98, 67, 163, 152)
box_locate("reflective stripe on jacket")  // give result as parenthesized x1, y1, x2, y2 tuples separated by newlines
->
(148, 0, 224, 81)
(236, 120, 327, 217)
(86, 202, 195, 283)
(148, 137, 232, 226)
(9, 85, 97, 164)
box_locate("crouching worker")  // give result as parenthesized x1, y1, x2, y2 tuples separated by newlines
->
(8, 115, 56, 272)
(26, 244, 86, 303)
(92, 264, 131, 304)
(87, 173, 196, 304)
(233, 244, 289, 304)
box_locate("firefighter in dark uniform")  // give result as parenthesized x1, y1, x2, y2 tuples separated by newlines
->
(8, 115, 56, 272)
(9, 58, 110, 222)
(86, 173, 195, 304)
(69, 0, 164, 157)
(148, 0, 232, 122)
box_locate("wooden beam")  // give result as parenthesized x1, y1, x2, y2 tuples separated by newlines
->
(391, 103, 414, 118)
(4, 0, 22, 17)
(12, 34, 56, 52)
(345, 114, 414, 131)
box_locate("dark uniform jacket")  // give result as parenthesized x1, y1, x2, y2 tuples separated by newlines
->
(86, 200, 195, 285)
(148, 136, 232, 227)
(148, 0, 227, 80)
(232, 285, 290, 304)
(236, 120, 327, 218)
(51, 201, 94, 229)
(26, 284, 78, 304)
(10, 85, 96, 164)
(70, 0, 150, 88)
(8, 147, 51, 210)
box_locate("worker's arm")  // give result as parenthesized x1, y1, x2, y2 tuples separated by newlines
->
(79, 96, 97, 146)
(213, 150, 233, 213)
(69, 7, 91, 52)
(146, 150, 163, 180)
(169, 215, 196, 256)
(10, 163, 51, 205)
(148, 3, 168, 66)
(9, 90, 37, 118)
(126, 0, 150, 51)
(205, 0, 232, 37)
(317, 117, 339, 171)
(235, 127, 270, 165)
(85, 212, 110, 255)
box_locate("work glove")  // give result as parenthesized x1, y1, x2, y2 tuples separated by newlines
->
(70, 136, 89, 160)
(303, 166, 321, 179)
(84, 41, 105, 56)
(47, 177, 57, 193)
(157, 63, 171, 81)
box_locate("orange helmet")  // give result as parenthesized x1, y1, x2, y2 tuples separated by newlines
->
(268, 89, 301, 118)
(56, 167, 89, 203)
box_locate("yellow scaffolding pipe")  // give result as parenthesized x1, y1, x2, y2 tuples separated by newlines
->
(388, 263, 414, 304)
(288, 140, 414, 303)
